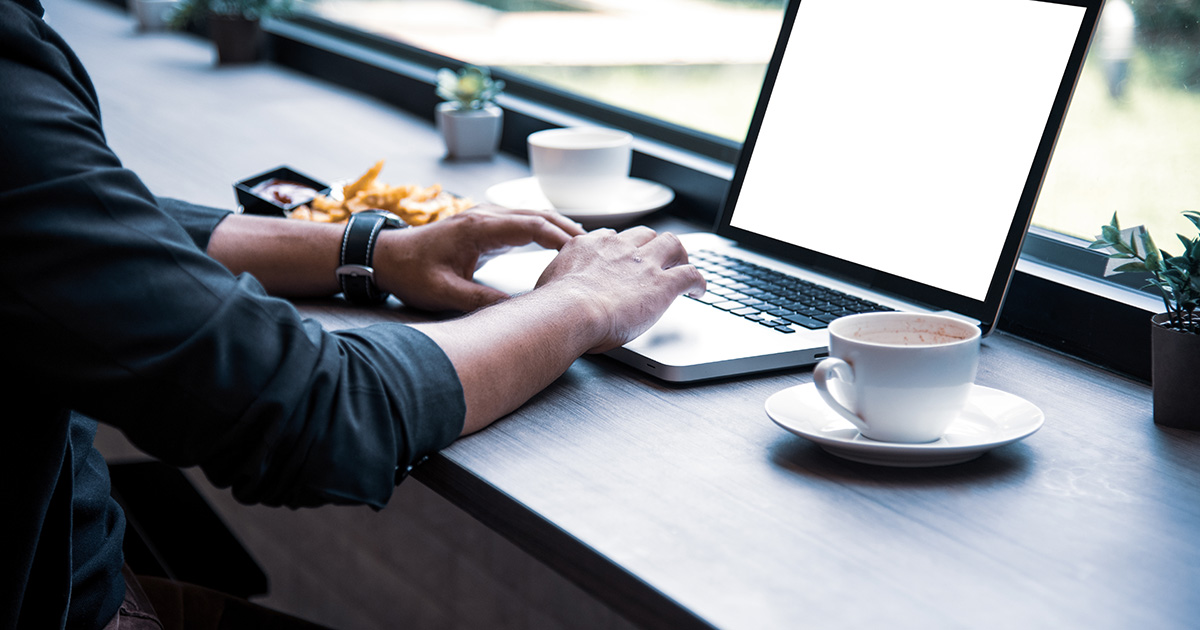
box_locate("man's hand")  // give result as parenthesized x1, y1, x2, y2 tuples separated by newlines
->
(206, 204, 582, 305)
(374, 204, 585, 312)
(415, 224, 705, 434)
(209, 203, 705, 434)
(535, 226, 707, 352)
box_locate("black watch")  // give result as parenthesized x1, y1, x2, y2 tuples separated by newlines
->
(337, 210, 404, 305)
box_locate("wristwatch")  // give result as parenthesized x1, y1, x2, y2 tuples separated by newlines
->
(337, 209, 404, 305)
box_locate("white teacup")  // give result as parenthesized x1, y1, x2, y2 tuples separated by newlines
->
(812, 312, 981, 443)
(528, 127, 632, 209)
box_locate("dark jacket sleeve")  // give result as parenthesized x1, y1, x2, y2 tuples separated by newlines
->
(0, 11, 465, 509)
(155, 197, 232, 252)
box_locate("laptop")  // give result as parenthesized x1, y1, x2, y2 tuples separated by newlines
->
(476, 0, 1103, 382)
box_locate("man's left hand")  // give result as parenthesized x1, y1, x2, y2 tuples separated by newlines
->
(374, 204, 585, 312)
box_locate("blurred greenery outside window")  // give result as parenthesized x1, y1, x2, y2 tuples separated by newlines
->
(300, 0, 1199, 256)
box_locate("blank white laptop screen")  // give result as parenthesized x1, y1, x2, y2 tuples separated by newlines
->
(729, 0, 1088, 301)
(475, 0, 1099, 382)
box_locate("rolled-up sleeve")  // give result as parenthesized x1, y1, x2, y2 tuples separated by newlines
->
(155, 196, 232, 252)
(0, 16, 465, 509)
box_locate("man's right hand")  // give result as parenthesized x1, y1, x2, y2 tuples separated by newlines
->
(535, 226, 706, 353)
(415, 224, 705, 435)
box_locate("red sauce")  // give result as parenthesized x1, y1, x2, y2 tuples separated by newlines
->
(250, 178, 319, 207)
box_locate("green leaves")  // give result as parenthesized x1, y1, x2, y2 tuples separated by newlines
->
(1113, 261, 1150, 273)
(1091, 211, 1200, 334)
(1185, 210, 1200, 232)
(436, 66, 505, 110)
(170, 0, 292, 26)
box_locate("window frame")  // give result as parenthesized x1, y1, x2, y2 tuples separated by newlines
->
(262, 13, 1160, 381)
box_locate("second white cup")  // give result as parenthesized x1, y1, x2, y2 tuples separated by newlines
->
(812, 312, 981, 443)
(528, 127, 632, 210)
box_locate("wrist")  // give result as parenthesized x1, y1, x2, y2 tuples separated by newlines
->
(368, 228, 415, 298)
(526, 280, 614, 354)
(336, 210, 404, 305)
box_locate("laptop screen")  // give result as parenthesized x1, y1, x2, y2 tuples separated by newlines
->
(720, 0, 1099, 328)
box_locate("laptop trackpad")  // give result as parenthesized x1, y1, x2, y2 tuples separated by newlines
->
(474, 248, 825, 368)
(626, 298, 824, 366)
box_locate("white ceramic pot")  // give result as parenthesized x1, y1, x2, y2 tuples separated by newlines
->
(436, 102, 503, 160)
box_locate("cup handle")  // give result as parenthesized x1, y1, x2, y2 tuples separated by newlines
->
(812, 358, 870, 433)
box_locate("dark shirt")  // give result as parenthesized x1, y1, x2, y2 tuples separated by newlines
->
(0, 1, 466, 628)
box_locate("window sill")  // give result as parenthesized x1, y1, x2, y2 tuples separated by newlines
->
(1002, 258, 1158, 381)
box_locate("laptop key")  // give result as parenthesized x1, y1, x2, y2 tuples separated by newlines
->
(784, 313, 826, 329)
(692, 249, 897, 329)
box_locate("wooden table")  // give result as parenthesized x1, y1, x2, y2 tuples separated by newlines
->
(292, 295, 1200, 630)
(55, 0, 1200, 627)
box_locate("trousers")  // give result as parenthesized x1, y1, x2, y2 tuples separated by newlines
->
(100, 565, 330, 630)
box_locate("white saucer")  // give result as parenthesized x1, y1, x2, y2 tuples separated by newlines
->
(485, 176, 674, 229)
(765, 383, 1043, 467)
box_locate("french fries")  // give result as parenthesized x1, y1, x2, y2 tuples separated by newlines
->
(289, 160, 473, 226)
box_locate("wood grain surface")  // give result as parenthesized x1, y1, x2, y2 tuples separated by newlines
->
(297, 294, 1200, 629)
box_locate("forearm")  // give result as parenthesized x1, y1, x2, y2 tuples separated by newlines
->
(206, 213, 344, 297)
(412, 284, 603, 435)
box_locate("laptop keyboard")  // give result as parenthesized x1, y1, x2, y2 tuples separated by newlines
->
(686, 250, 894, 333)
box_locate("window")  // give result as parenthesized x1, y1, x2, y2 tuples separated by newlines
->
(1036, 0, 1200, 246)
(276, 0, 1200, 377)
(299, 0, 1199, 245)
(299, 0, 786, 143)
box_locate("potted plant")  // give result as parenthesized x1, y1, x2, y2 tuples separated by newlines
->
(132, 0, 179, 32)
(171, 0, 293, 65)
(1090, 211, 1200, 429)
(435, 65, 505, 161)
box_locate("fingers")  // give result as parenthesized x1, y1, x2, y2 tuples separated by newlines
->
(619, 225, 659, 247)
(665, 261, 707, 299)
(455, 210, 580, 252)
(636, 230, 689, 269)
(566, 225, 655, 252)
(469, 204, 586, 237)
(624, 230, 707, 298)
(526, 209, 586, 237)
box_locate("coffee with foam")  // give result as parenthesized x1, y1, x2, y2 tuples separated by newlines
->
(813, 312, 981, 443)
(849, 328, 971, 346)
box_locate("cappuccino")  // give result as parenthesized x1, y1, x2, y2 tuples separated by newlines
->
(849, 328, 971, 346)
(813, 312, 981, 443)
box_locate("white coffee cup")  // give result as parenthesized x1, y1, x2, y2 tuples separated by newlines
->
(528, 127, 632, 210)
(812, 312, 981, 443)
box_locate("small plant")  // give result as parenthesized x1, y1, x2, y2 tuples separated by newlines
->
(436, 65, 505, 111)
(1090, 211, 1200, 334)
(171, 0, 293, 28)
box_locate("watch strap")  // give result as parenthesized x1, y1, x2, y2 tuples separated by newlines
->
(337, 211, 391, 305)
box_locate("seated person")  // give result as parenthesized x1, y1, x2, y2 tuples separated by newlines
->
(0, 0, 705, 627)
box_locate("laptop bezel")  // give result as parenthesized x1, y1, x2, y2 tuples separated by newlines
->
(713, 0, 1104, 335)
